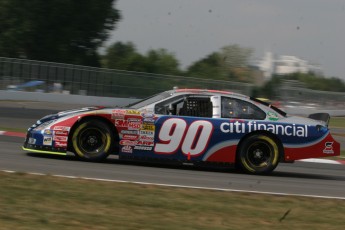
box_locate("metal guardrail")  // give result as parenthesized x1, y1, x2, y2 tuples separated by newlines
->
(0, 57, 253, 98)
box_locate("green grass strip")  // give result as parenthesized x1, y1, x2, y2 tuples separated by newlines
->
(0, 127, 27, 133)
(0, 171, 345, 230)
(329, 117, 345, 128)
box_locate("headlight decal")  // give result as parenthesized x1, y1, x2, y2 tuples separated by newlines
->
(33, 120, 57, 131)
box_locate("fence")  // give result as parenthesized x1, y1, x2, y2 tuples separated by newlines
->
(280, 83, 345, 109)
(1, 57, 344, 108)
(0, 57, 253, 98)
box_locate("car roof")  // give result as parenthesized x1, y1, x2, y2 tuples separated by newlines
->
(170, 88, 249, 99)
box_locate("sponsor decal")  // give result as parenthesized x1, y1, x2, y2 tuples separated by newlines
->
(128, 122, 142, 130)
(142, 113, 155, 118)
(122, 145, 133, 153)
(115, 119, 142, 129)
(141, 124, 155, 131)
(115, 119, 128, 127)
(54, 136, 68, 142)
(220, 121, 308, 137)
(323, 142, 334, 154)
(54, 130, 69, 136)
(112, 109, 126, 119)
(43, 129, 53, 135)
(143, 118, 155, 124)
(119, 140, 137, 146)
(43, 136, 52, 146)
(140, 135, 154, 141)
(267, 112, 279, 121)
(126, 110, 141, 115)
(137, 141, 154, 146)
(53, 126, 70, 131)
(125, 114, 142, 120)
(55, 141, 67, 148)
(140, 130, 154, 136)
(121, 130, 139, 135)
(122, 134, 139, 140)
(128, 118, 141, 122)
(134, 146, 153, 151)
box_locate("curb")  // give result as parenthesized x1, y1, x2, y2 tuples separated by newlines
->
(1, 130, 344, 165)
(0, 130, 26, 138)
(299, 158, 345, 165)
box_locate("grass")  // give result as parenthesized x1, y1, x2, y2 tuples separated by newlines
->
(329, 117, 345, 128)
(0, 171, 345, 230)
(0, 127, 27, 133)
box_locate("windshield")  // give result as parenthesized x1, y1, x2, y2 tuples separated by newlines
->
(127, 91, 173, 109)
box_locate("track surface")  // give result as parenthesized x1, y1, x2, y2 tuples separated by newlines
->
(1, 102, 345, 199)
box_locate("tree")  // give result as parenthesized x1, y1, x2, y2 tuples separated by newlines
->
(219, 44, 254, 82)
(186, 44, 254, 82)
(0, 0, 120, 66)
(102, 43, 181, 75)
(144, 49, 180, 75)
(219, 44, 253, 69)
(185, 52, 226, 79)
(102, 42, 147, 72)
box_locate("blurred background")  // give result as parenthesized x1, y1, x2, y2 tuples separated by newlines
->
(1, 0, 345, 112)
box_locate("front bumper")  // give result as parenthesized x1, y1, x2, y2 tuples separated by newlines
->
(23, 129, 68, 155)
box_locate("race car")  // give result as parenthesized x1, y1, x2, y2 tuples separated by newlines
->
(22, 88, 340, 174)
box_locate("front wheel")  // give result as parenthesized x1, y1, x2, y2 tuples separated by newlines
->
(237, 134, 281, 174)
(72, 119, 114, 161)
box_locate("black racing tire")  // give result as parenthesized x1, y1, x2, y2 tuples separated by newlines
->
(237, 134, 280, 174)
(72, 119, 114, 161)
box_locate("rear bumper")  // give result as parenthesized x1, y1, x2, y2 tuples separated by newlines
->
(284, 132, 340, 161)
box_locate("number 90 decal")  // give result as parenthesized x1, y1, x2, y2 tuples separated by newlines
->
(154, 118, 214, 157)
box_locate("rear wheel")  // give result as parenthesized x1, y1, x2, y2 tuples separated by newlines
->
(237, 134, 280, 174)
(72, 119, 113, 161)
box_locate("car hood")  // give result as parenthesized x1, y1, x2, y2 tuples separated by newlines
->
(38, 106, 107, 123)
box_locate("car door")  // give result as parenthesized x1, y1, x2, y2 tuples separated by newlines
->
(119, 96, 216, 161)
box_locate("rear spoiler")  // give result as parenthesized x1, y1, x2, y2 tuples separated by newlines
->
(308, 113, 330, 126)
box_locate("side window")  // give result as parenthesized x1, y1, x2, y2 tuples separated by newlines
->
(221, 97, 266, 120)
(154, 96, 184, 115)
(154, 95, 213, 118)
(179, 97, 213, 118)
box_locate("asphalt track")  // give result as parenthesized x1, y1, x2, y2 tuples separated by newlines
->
(1, 102, 345, 199)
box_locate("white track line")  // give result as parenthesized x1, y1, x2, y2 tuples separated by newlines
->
(299, 158, 343, 164)
(1, 170, 345, 200)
